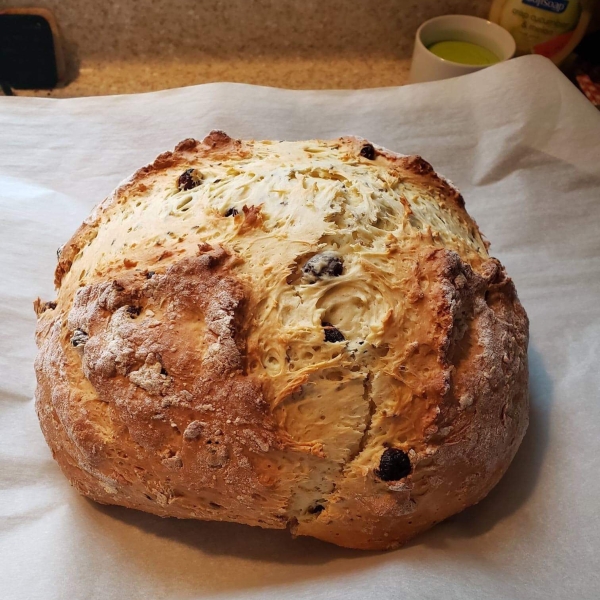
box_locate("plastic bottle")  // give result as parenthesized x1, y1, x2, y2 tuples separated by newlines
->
(489, 0, 596, 64)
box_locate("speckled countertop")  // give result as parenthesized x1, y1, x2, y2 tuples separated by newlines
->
(18, 56, 414, 98)
(3, 0, 492, 97)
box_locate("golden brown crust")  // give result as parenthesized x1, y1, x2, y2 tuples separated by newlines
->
(294, 250, 528, 549)
(35, 132, 528, 550)
(38, 245, 315, 527)
(54, 131, 249, 288)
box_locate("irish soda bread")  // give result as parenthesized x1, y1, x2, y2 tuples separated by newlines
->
(34, 131, 529, 550)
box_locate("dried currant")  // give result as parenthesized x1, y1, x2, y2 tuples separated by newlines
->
(146, 271, 155, 279)
(125, 305, 141, 318)
(323, 322, 345, 343)
(360, 143, 376, 160)
(302, 252, 344, 282)
(308, 504, 325, 514)
(71, 329, 89, 348)
(224, 207, 239, 217)
(177, 168, 202, 191)
(375, 448, 412, 481)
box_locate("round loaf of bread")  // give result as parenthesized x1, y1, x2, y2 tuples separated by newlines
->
(34, 131, 529, 550)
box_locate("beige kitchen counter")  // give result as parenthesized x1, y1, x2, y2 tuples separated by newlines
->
(18, 56, 413, 98)
(4, 0, 491, 97)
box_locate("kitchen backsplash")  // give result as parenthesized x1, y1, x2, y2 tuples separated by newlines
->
(2, 0, 493, 93)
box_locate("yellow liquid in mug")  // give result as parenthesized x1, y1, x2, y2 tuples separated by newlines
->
(427, 40, 500, 66)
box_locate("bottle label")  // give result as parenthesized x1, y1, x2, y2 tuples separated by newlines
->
(498, 0, 581, 56)
(522, 0, 569, 13)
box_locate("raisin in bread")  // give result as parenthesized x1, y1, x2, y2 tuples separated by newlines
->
(34, 131, 529, 550)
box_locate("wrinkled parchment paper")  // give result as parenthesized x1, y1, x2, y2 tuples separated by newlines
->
(1, 56, 599, 600)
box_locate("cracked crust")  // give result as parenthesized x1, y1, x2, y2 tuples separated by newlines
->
(35, 132, 528, 550)
(294, 250, 529, 548)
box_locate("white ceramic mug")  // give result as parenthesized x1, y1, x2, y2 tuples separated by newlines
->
(408, 15, 516, 84)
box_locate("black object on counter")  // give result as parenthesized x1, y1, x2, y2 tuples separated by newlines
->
(0, 13, 58, 90)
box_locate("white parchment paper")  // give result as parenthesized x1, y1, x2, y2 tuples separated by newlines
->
(1, 55, 599, 600)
